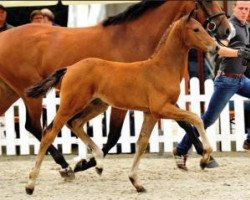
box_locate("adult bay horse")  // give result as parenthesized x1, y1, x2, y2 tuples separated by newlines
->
(0, 0, 229, 177)
(25, 15, 219, 194)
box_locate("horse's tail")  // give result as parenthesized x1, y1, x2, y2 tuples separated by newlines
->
(26, 68, 67, 98)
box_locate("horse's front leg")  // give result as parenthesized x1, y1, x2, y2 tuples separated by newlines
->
(158, 104, 213, 168)
(128, 112, 157, 192)
(25, 114, 68, 195)
(175, 104, 204, 155)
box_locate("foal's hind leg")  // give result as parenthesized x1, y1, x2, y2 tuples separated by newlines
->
(66, 100, 109, 174)
(26, 89, 95, 194)
(156, 104, 212, 168)
(23, 98, 73, 179)
(128, 112, 157, 192)
(25, 112, 71, 195)
(74, 105, 128, 172)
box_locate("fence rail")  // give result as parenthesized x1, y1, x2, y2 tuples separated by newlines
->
(0, 79, 247, 157)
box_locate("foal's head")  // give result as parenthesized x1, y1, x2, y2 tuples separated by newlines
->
(180, 14, 219, 54)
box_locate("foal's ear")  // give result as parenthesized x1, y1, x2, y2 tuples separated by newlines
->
(187, 9, 196, 21)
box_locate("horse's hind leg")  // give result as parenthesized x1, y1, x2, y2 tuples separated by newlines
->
(102, 107, 127, 155)
(66, 99, 109, 174)
(23, 98, 73, 179)
(128, 112, 157, 192)
(157, 104, 212, 168)
(0, 79, 19, 114)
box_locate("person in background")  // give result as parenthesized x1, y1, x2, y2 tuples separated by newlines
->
(41, 8, 57, 26)
(30, 10, 44, 23)
(0, 4, 13, 32)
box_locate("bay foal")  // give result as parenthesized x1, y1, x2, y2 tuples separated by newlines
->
(25, 15, 218, 194)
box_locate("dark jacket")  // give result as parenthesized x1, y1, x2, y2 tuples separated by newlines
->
(220, 15, 250, 74)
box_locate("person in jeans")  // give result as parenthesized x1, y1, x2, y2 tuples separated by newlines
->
(174, 1, 250, 170)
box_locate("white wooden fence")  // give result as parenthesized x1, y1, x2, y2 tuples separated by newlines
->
(0, 78, 248, 157)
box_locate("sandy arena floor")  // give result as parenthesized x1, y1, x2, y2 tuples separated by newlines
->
(0, 152, 250, 200)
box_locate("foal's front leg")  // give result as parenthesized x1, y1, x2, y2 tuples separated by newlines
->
(128, 112, 157, 192)
(25, 115, 69, 195)
(157, 104, 212, 168)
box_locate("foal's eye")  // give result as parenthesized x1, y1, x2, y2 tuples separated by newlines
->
(193, 28, 199, 32)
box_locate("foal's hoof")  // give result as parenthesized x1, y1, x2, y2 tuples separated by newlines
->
(25, 186, 34, 195)
(200, 148, 213, 170)
(200, 160, 208, 170)
(74, 157, 97, 173)
(95, 167, 103, 176)
(136, 186, 146, 193)
(200, 156, 219, 170)
(129, 177, 146, 193)
(59, 167, 75, 181)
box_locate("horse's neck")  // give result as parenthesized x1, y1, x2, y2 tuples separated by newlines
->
(110, 2, 188, 59)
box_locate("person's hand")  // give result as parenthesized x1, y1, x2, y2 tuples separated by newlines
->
(238, 47, 250, 60)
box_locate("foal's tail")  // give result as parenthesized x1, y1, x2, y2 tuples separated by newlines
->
(26, 68, 67, 98)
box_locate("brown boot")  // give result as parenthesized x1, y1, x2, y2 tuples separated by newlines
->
(172, 148, 188, 171)
(243, 140, 250, 150)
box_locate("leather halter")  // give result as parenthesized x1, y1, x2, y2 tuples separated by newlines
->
(195, 0, 225, 34)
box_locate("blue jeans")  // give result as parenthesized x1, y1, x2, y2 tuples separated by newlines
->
(177, 75, 250, 155)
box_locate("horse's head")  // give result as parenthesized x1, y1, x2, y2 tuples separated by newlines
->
(186, 0, 230, 39)
(181, 15, 219, 54)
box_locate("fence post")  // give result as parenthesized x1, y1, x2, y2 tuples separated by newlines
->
(233, 95, 246, 151)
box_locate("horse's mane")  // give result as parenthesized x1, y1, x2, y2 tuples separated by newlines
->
(102, 0, 166, 26)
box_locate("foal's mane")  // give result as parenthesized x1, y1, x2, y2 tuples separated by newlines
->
(151, 18, 183, 58)
(102, 0, 166, 26)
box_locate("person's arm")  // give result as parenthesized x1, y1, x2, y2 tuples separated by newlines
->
(218, 46, 250, 60)
(217, 46, 238, 57)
